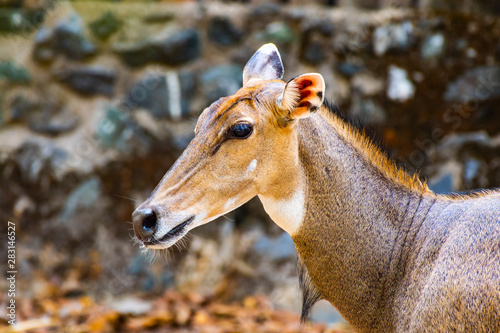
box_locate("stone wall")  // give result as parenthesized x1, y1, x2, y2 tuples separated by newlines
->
(1, 0, 500, 324)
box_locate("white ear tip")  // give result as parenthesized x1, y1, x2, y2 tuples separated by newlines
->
(243, 43, 284, 85)
(318, 74, 326, 91)
(258, 43, 278, 55)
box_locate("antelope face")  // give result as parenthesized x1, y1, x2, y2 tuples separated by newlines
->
(132, 44, 325, 249)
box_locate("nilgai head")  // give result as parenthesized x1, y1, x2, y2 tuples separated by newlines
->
(132, 44, 325, 249)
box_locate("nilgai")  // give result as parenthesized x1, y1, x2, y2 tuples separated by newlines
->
(132, 44, 500, 332)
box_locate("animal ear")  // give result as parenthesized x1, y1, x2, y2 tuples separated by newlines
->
(277, 73, 325, 119)
(243, 43, 284, 86)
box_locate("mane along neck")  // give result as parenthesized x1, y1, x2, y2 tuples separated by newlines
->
(317, 104, 431, 195)
(317, 103, 500, 200)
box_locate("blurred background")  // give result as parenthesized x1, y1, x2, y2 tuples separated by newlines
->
(0, 0, 499, 332)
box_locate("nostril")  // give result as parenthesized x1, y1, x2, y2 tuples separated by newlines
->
(142, 210, 157, 234)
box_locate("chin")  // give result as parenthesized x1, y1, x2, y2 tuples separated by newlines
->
(144, 243, 171, 250)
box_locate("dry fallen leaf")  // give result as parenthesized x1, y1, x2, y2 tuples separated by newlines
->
(7, 290, 350, 333)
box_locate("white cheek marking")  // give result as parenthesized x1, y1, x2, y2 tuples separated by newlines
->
(224, 197, 237, 210)
(246, 159, 257, 173)
(166, 71, 182, 121)
(258, 189, 305, 236)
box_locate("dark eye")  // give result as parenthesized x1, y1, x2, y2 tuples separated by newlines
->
(230, 123, 253, 139)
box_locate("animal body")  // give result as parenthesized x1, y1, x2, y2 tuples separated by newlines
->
(132, 44, 500, 332)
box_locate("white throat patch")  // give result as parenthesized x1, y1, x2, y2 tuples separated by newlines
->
(247, 159, 257, 174)
(258, 189, 305, 235)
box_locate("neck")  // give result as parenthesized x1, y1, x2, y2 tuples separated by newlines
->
(274, 108, 434, 331)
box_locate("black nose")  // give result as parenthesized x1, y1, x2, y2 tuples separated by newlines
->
(132, 208, 158, 241)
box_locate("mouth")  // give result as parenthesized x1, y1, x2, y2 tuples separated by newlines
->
(143, 216, 195, 248)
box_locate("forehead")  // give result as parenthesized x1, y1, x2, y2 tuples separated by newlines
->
(197, 80, 284, 130)
(209, 86, 257, 117)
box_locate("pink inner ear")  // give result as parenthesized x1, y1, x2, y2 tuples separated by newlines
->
(289, 75, 324, 118)
(280, 73, 325, 119)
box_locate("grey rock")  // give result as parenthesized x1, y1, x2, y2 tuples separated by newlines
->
(352, 72, 384, 96)
(256, 21, 296, 46)
(55, 66, 117, 96)
(112, 40, 161, 68)
(299, 21, 333, 65)
(466, 47, 477, 59)
(387, 65, 415, 102)
(303, 19, 335, 37)
(201, 65, 242, 104)
(156, 28, 201, 66)
(29, 110, 79, 135)
(336, 61, 364, 78)
(300, 40, 325, 65)
(114, 29, 200, 67)
(0, 9, 44, 33)
(373, 21, 415, 56)
(97, 107, 127, 148)
(96, 107, 152, 154)
(88, 11, 121, 40)
(463, 157, 490, 189)
(15, 141, 67, 182)
(455, 38, 468, 52)
(350, 94, 386, 125)
(444, 66, 500, 103)
(417, 17, 445, 30)
(208, 16, 244, 46)
(28, 100, 79, 136)
(0, 60, 30, 84)
(432, 132, 491, 160)
(464, 158, 481, 183)
(9, 94, 78, 135)
(60, 177, 101, 220)
(246, 4, 283, 32)
(123, 70, 195, 120)
(421, 33, 445, 59)
(251, 3, 280, 17)
(33, 27, 56, 63)
(428, 172, 454, 194)
(426, 132, 500, 191)
(9, 95, 36, 122)
(54, 14, 97, 60)
(253, 232, 296, 261)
